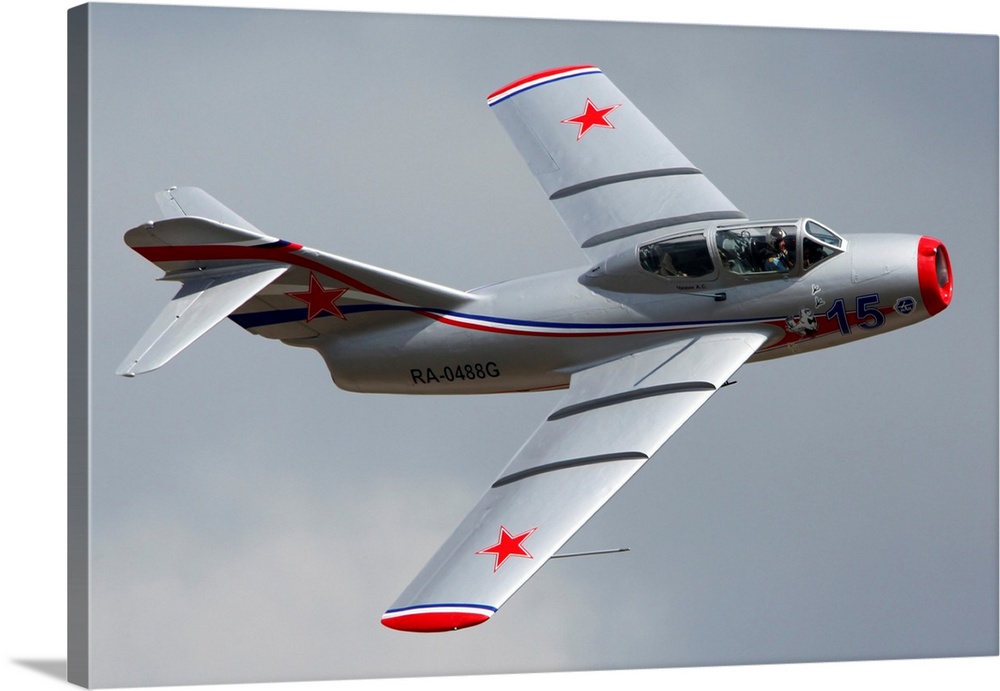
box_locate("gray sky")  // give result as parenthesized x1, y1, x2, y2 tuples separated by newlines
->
(61, 2, 1000, 688)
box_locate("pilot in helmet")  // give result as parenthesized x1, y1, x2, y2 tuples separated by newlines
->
(765, 226, 791, 272)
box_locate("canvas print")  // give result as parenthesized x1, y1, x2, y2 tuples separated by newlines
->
(69, 3, 998, 688)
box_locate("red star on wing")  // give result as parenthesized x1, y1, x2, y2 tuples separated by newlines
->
(476, 525, 537, 572)
(285, 273, 348, 322)
(561, 98, 621, 140)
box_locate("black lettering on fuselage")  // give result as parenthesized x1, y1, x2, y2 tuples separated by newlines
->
(410, 362, 502, 385)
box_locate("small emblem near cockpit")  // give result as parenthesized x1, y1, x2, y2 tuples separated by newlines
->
(894, 296, 917, 315)
(785, 307, 819, 337)
(811, 284, 826, 308)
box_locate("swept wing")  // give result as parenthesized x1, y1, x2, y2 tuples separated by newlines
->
(487, 65, 746, 260)
(382, 329, 768, 631)
(128, 68, 777, 632)
(381, 66, 764, 632)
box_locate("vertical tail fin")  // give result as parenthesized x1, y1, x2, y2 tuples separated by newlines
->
(154, 186, 264, 232)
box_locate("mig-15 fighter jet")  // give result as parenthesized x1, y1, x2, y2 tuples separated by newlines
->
(118, 65, 953, 633)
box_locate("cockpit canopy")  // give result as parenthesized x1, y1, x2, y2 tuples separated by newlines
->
(639, 232, 716, 278)
(638, 219, 844, 280)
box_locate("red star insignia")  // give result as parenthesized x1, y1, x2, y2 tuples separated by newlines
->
(561, 98, 621, 140)
(285, 273, 348, 322)
(476, 525, 537, 572)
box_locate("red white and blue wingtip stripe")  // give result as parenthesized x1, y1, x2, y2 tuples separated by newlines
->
(380, 603, 496, 633)
(487, 65, 601, 106)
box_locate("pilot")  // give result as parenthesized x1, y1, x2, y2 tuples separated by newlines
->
(656, 248, 685, 277)
(763, 226, 792, 273)
(803, 239, 825, 269)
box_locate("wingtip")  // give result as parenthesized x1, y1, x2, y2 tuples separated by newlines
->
(115, 357, 152, 377)
(380, 604, 494, 633)
(487, 65, 601, 106)
(115, 360, 138, 377)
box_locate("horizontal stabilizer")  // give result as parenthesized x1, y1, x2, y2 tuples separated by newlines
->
(116, 264, 288, 376)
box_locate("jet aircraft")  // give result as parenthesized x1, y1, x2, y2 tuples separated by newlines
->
(118, 65, 953, 633)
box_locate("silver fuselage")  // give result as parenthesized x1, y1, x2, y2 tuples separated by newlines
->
(317, 228, 950, 395)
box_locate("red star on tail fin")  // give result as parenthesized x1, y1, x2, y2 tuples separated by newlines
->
(285, 273, 348, 322)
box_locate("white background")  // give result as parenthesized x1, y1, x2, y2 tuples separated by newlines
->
(1, 1, 997, 690)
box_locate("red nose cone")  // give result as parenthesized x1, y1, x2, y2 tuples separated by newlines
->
(918, 237, 953, 316)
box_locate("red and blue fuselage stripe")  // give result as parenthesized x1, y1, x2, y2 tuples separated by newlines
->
(132, 241, 397, 301)
(137, 240, 896, 350)
(231, 303, 785, 335)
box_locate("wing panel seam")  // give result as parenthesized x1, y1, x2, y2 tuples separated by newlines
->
(549, 167, 703, 200)
(548, 381, 716, 421)
(491, 452, 648, 489)
(582, 211, 747, 248)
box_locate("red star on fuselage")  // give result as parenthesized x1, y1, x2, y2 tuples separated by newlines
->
(561, 98, 621, 140)
(476, 525, 537, 572)
(285, 273, 348, 322)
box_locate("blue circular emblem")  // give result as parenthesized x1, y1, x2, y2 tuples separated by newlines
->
(894, 297, 916, 315)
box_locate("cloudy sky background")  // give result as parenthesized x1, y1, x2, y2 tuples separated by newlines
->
(1, 3, 997, 691)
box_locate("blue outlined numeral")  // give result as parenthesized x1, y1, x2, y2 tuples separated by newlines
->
(826, 294, 883, 335)
(856, 293, 885, 330)
(827, 298, 850, 334)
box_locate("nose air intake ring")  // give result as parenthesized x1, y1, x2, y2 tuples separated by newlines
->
(918, 237, 953, 316)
